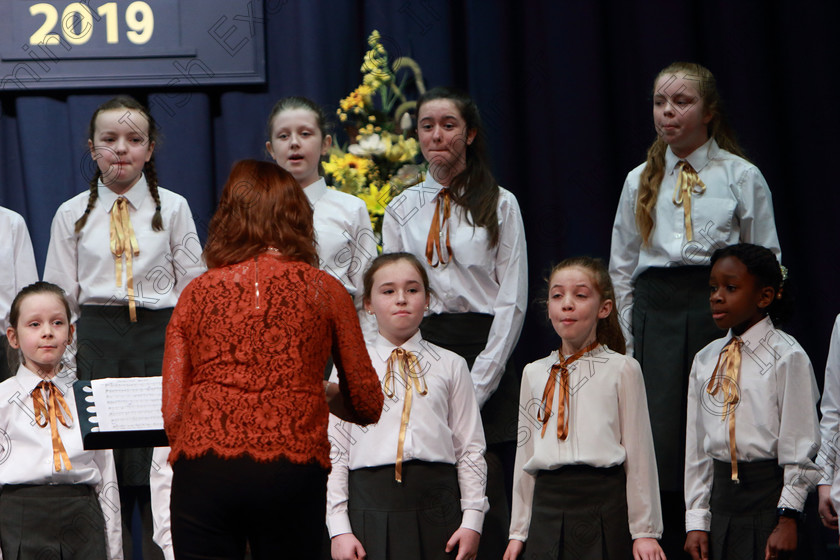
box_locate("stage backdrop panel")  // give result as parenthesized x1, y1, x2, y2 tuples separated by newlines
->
(0, 0, 265, 90)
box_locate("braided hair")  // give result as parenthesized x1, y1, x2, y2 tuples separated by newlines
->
(710, 243, 791, 326)
(75, 95, 163, 233)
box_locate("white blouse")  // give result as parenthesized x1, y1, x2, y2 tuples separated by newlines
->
(609, 138, 780, 352)
(305, 178, 377, 337)
(326, 331, 488, 537)
(0, 365, 122, 559)
(685, 316, 821, 532)
(0, 206, 38, 331)
(818, 314, 840, 487)
(43, 175, 206, 316)
(509, 345, 663, 541)
(382, 174, 528, 406)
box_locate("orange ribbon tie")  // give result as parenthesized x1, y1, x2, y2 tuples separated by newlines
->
(538, 341, 600, 440)
(673, 161, 706, 242)
(110, 197, 140, 322)
(425, 188, 453, 268)
(32, 380, 74, 471)
(383, 348, 428, 482)
(706, 337, 743, 482)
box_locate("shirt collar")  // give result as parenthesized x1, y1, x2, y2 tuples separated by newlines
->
(727, 315, 775, 349)
(304, 177, 328, 206)
(665, 137, 719, 175)
(14, 363, 77, 396)
(97, 173, 149, 211)
(556, 342, 608, 361)
(422, 171, 447, 199)
(372, 330, 425, 362)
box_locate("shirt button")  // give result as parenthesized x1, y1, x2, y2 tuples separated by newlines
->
(675, 233, 682, 239)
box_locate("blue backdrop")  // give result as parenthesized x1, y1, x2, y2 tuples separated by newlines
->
(1, 0, 839, 381)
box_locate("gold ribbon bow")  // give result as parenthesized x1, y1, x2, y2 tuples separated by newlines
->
(32, 380, 74, 472)
(110, 197, 140, 322)
(706, 337, 743, 482)
(383, 348, 428, 482)
(672, 161, 706, 242)
(538, 341, 600, 440)
(425, 188, 453, 268)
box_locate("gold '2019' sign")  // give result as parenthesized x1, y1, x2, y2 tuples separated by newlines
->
(1, 0, 267, 90)
(29, 2, 154, 46)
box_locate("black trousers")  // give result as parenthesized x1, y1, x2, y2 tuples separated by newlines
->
(171, 453, 328, 560)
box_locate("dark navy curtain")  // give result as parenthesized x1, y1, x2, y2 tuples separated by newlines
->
(2, 0, 839, 379)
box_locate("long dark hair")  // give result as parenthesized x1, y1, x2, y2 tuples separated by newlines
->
(417, 87, 500, 248)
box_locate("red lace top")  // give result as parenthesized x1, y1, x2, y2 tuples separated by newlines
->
(162, 253, 383, 468)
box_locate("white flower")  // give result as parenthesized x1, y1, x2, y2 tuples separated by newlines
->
(400, 111, 413, 131)
(348, 134, 386, 156)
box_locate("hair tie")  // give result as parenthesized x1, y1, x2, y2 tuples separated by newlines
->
(777, 264, 788, 300)
(84, 208, 91, 214)
(155, 205, 161, 211)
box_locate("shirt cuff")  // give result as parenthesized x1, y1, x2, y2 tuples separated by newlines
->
(460, 509, 485, 534)
(778, 485, 808, 512)
(161, 544, 175, 560)
(327, 513, 354, 538)
(631, 531, 663, 540)
(685, 508, 711, 532)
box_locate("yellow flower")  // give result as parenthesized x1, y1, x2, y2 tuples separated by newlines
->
(339, 85, 374, 113)
(322, 153, 373, 194)
(357, 182, 392, 217)
(382, 134, 419, 163)
(367, 30, 381, 48)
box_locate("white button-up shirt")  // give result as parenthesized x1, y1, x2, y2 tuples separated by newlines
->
(609, 138, 781, 352)
(382, 175, 528, 407)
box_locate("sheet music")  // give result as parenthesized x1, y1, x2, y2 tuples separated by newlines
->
(90, 377, 164, 432)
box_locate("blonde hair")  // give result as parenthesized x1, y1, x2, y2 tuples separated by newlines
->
(547, 257, 626, 354)
(635, 62, 746, 245)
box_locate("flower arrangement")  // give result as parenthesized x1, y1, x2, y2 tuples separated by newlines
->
(325, 30, 426, 237)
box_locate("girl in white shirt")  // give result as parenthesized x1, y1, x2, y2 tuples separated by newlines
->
(0, 281, 122, 559)
(382, 88, 527, 558)
(43, 95, 205, 560)
(819, 315, 840, 532)
(609, 62, 781, 556)
(505, 256, 665, 560)
(265, 96, 376, 335)
(684, 243, 820, 560)
(326, 252, 488, 560)
(0, 205, 38, 380)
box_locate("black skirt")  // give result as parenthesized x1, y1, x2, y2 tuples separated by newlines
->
(0, 484, 108, 560)
(420, 312, 519, 445)
(348, 461, 461, 560)
(632, 266, 721, 492)
(420, 312, 514, 560)
(76, 304, 173, 486)
(710, 460, 785, 560)
(526, 464, 632, 560)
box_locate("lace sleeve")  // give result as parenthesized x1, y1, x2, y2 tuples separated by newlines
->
(327, 275, 383, 426)
(161, 281, 196, 446)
